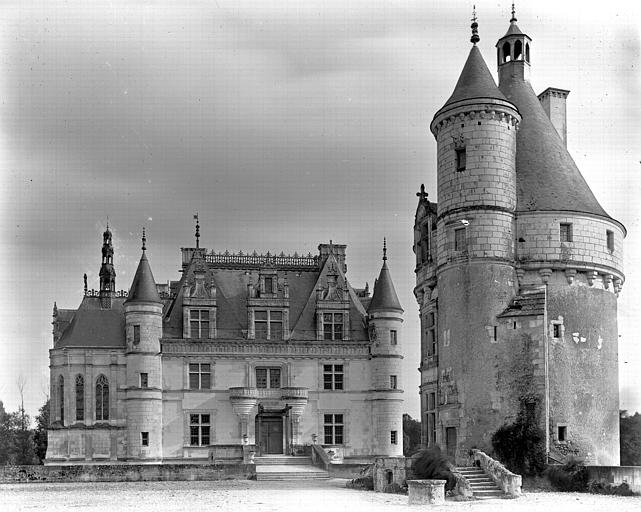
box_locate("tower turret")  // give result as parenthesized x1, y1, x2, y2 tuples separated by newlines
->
(124, 229, 163, 461)
(367, 239, 404, 456)
(496, 3, 532, 83)
(99, 225, 116, 309)
(424, 12, 522, 461)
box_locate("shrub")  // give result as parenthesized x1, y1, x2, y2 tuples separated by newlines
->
(545, 458, 588, 492)
(411, 446, 455, 491)
(346, 476, 374, 490)
(587, 480, 636, 496)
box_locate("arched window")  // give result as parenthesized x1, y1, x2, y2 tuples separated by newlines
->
(514, 40, 522, 60)
(75, 375, 84, 422)
(502, 42, 511, 63)
(525, 43, 530, 62)
(58, 375, 64, 424)
(95, 375, 109, 421)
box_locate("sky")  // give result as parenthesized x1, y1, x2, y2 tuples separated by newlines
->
(0, 0, 639, 422)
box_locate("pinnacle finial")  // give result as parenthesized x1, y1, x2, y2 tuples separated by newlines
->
(383, 238, 387, 261)
(194, 213, 200, 249)
(510, 2, 517, 23)
(470, 5, 480, 45)
(416, 183, 428, 201)
(142, 227, 146, 251)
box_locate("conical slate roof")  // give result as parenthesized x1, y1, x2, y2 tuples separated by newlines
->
(125, 251, 162, 304)
(368, 261, 403, 313)
(498, 66, 610, 217)
(501, 21, 524, 38)
(436, 45, 509, 116)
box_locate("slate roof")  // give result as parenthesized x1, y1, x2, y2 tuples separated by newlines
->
(497, 288, 545, 318)
(434, 45, 510, 118)
(498, 30, 611, 218)
(368, 261, 403, 313)
(125, 251, 162, 304)
(56, 297, 127, 348)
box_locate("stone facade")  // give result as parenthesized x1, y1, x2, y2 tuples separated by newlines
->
(415, 15, 624, 465)
(47, 237, 405, 464)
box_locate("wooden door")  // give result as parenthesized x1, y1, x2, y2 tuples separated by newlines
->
(445, 427, 457, 459)
(260, 417, 283, 454)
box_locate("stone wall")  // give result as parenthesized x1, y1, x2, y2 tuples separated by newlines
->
(586, 466, 641, 494)
(0, 463, 255, 484)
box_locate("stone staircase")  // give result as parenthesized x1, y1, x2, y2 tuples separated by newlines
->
(456, 466, 504, 499)
(254, 455, 329, 481)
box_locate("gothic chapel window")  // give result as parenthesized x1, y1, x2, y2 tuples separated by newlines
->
(95, 375, 109, 421)
(75, 375, 84, 421)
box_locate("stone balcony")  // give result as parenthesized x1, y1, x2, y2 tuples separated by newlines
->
(228, 387, 308, 401)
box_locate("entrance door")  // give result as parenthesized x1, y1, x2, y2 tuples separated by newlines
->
(260, 417, 283, 454)
(445, 427, 457, 459)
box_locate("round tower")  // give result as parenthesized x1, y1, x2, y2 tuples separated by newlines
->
(428, 15, 521, 460)
(124, 229, 164, 461)
(367, 240, 404, 456)
(496, 10, 625, 465)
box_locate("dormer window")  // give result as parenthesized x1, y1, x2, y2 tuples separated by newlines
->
(254, 310, 283, 340)
(323, 313, 344, 341)
(189, 309, 210, 338)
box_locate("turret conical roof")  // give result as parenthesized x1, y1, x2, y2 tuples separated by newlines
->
(368, 256, 403, 314)
(436, 45, 510, 117)
(125, 251, 161, 304)
(497, 29, 611, 218)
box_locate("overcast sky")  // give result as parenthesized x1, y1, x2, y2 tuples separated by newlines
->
(0, 0, 639, 421)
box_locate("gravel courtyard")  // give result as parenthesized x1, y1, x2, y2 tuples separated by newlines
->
(1, 479, 639, 512)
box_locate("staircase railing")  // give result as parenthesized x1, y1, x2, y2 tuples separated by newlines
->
(471, 449, 522, 497)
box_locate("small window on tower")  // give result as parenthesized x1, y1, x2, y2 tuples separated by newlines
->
(454, 228, 466, 251)
(133, 325, 140, 344)
(391, 430, 398, 445)
(140, 373, 148, 388)
(390, 330, 398, 345)
(560, 223, 573, 243)
(553, 324, 562, 339)
(390, 375, 398, 390)
(455, 148, 466, 172)
(558, 425, 567, 443)
(141, 432, 149, 447)
(606, 230, 614, 252)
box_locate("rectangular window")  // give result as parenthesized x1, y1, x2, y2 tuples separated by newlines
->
(189, 309, 210, 338)
(558, 425, 567, 443)
(141, 432, 149, 447)
(390, 375, 398, 390)
(454, 227, 466, 251)
(190, 414, 211, 446)
(189, 363, 211, 390)
(390, 330, 398, 345)
(323, 414, 344, 445)
(133, 325, 140, 344)
(323, 313, 344, 341)
(560, 223, 573, 243)
(456, 147, 466, 171)
(493, 326, 498, 342)
(323, 364, 344, 390)
(254, 310, 283, 340)
(140, 373, 148, 388)
(606, 230, 614, 252)
(553, 324, 562, 338)
(426, 312, 437, 358)
(264, 276, 273, 294)
(256, 367, 281, 389)
(391, 430, 398, 445)
(427, 391, 437, 447)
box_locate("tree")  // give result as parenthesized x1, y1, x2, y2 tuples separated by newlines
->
(33, 399, 50, 464)
(620, 410, 641, 466)
(403, 413, 421, 456)
(0, 400, 14, 465)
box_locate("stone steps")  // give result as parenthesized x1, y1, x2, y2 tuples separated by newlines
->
(254, 456, 328, 481)
(455, 467, 504, 500)
(254, 456, 312, 466)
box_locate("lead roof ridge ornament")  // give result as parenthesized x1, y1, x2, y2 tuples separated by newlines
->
(470, 5, 480, 45)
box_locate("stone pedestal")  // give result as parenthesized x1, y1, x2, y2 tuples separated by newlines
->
(407, 479, 446, 505)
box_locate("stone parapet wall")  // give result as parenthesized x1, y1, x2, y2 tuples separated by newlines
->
(472, 449, 521, 496)
(0, 463, 255, 484)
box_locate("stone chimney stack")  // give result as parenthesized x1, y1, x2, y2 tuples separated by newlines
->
(538, 87, 570, 146)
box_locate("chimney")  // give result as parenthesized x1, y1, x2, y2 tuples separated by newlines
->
(538, 87, 570, 147)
